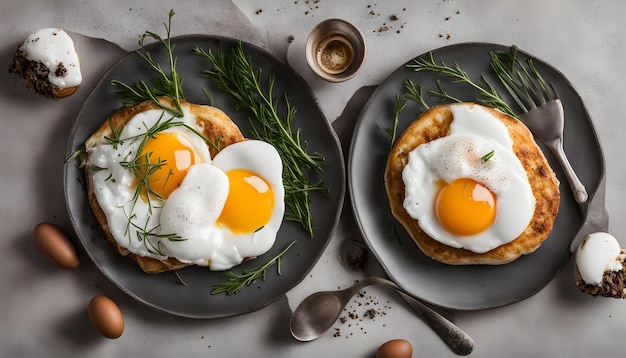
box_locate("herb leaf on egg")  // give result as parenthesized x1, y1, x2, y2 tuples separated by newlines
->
(193, 43, 327, 237)
(481, 150, 495, 163)
(103, 111, 206, 254)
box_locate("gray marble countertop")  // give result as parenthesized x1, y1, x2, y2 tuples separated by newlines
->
(2, 1, 626, 357)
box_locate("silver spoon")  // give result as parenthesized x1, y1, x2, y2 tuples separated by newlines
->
(290, 276, 474, 356)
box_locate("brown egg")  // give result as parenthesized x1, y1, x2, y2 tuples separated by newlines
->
(376, 339, 413, 358)
(34, 222, 79, 269)
(88, 296, 124, 339)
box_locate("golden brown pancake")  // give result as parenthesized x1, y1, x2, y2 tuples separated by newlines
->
(384, 103, 560, 265)
(82, 97, 245, 273)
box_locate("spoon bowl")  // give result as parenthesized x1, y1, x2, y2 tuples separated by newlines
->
(290, 276, 474, 355)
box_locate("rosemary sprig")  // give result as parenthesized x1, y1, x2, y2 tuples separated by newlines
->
(402, 79, 430, 110)
(211, 240, 297, 295)
(193, 43, 327, 237)
(111, 9, 185, 117)
(430, 79, 463, 103)
(383, 94, 406, 149)
(406, 52, 516, 117)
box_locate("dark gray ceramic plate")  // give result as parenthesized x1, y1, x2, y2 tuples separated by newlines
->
(349, 43, 604, 310)
(64, 35, 345, 319)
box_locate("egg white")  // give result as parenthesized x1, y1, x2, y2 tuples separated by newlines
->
(402, 104, 536, 253)
(160, 140, 285, 270)
(87, 106, 285, 270)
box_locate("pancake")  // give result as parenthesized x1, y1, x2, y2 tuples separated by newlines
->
(82, 97, 245, 273)
(384, 103, 560, 265)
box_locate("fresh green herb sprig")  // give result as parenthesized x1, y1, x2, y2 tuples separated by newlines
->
(481, 150, 495, 162)
(384, 94, 407, 149)
(211, 240, 297, 295)
(193, 43, 327, 237)
(111, 9, 185, 117)
(175, 271, 188, 286)
(402, 79, 430, 110)
(489, 46, 554, 115)
(406, 52, 516, 117)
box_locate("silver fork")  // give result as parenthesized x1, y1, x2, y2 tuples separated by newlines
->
(491, 49, 588, 203)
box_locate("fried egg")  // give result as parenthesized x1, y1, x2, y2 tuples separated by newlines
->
(87, 106, 284, 270)
(402, 104, 535, 253)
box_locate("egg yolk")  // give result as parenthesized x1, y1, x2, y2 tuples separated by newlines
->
(217, 169, 274, 234)
(137, 132, 196, 200)
(435, 178, 496, 236)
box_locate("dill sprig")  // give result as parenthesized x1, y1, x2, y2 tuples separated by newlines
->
(406, 52, 516, 116)
(211, 240, 297, 295)
(111, 9, 185, 117)
(193, 43, 327, 237)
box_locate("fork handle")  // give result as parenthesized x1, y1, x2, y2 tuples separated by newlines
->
(549, 139, 588, 203)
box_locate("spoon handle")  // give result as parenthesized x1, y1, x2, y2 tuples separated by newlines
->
(369, 277, 474, 356)
(398, 292, 474, 356)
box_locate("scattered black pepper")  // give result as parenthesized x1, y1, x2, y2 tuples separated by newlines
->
(332, 282, 392, 339)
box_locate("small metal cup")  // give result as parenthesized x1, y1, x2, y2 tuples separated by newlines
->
(305, 19, 366, 82)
